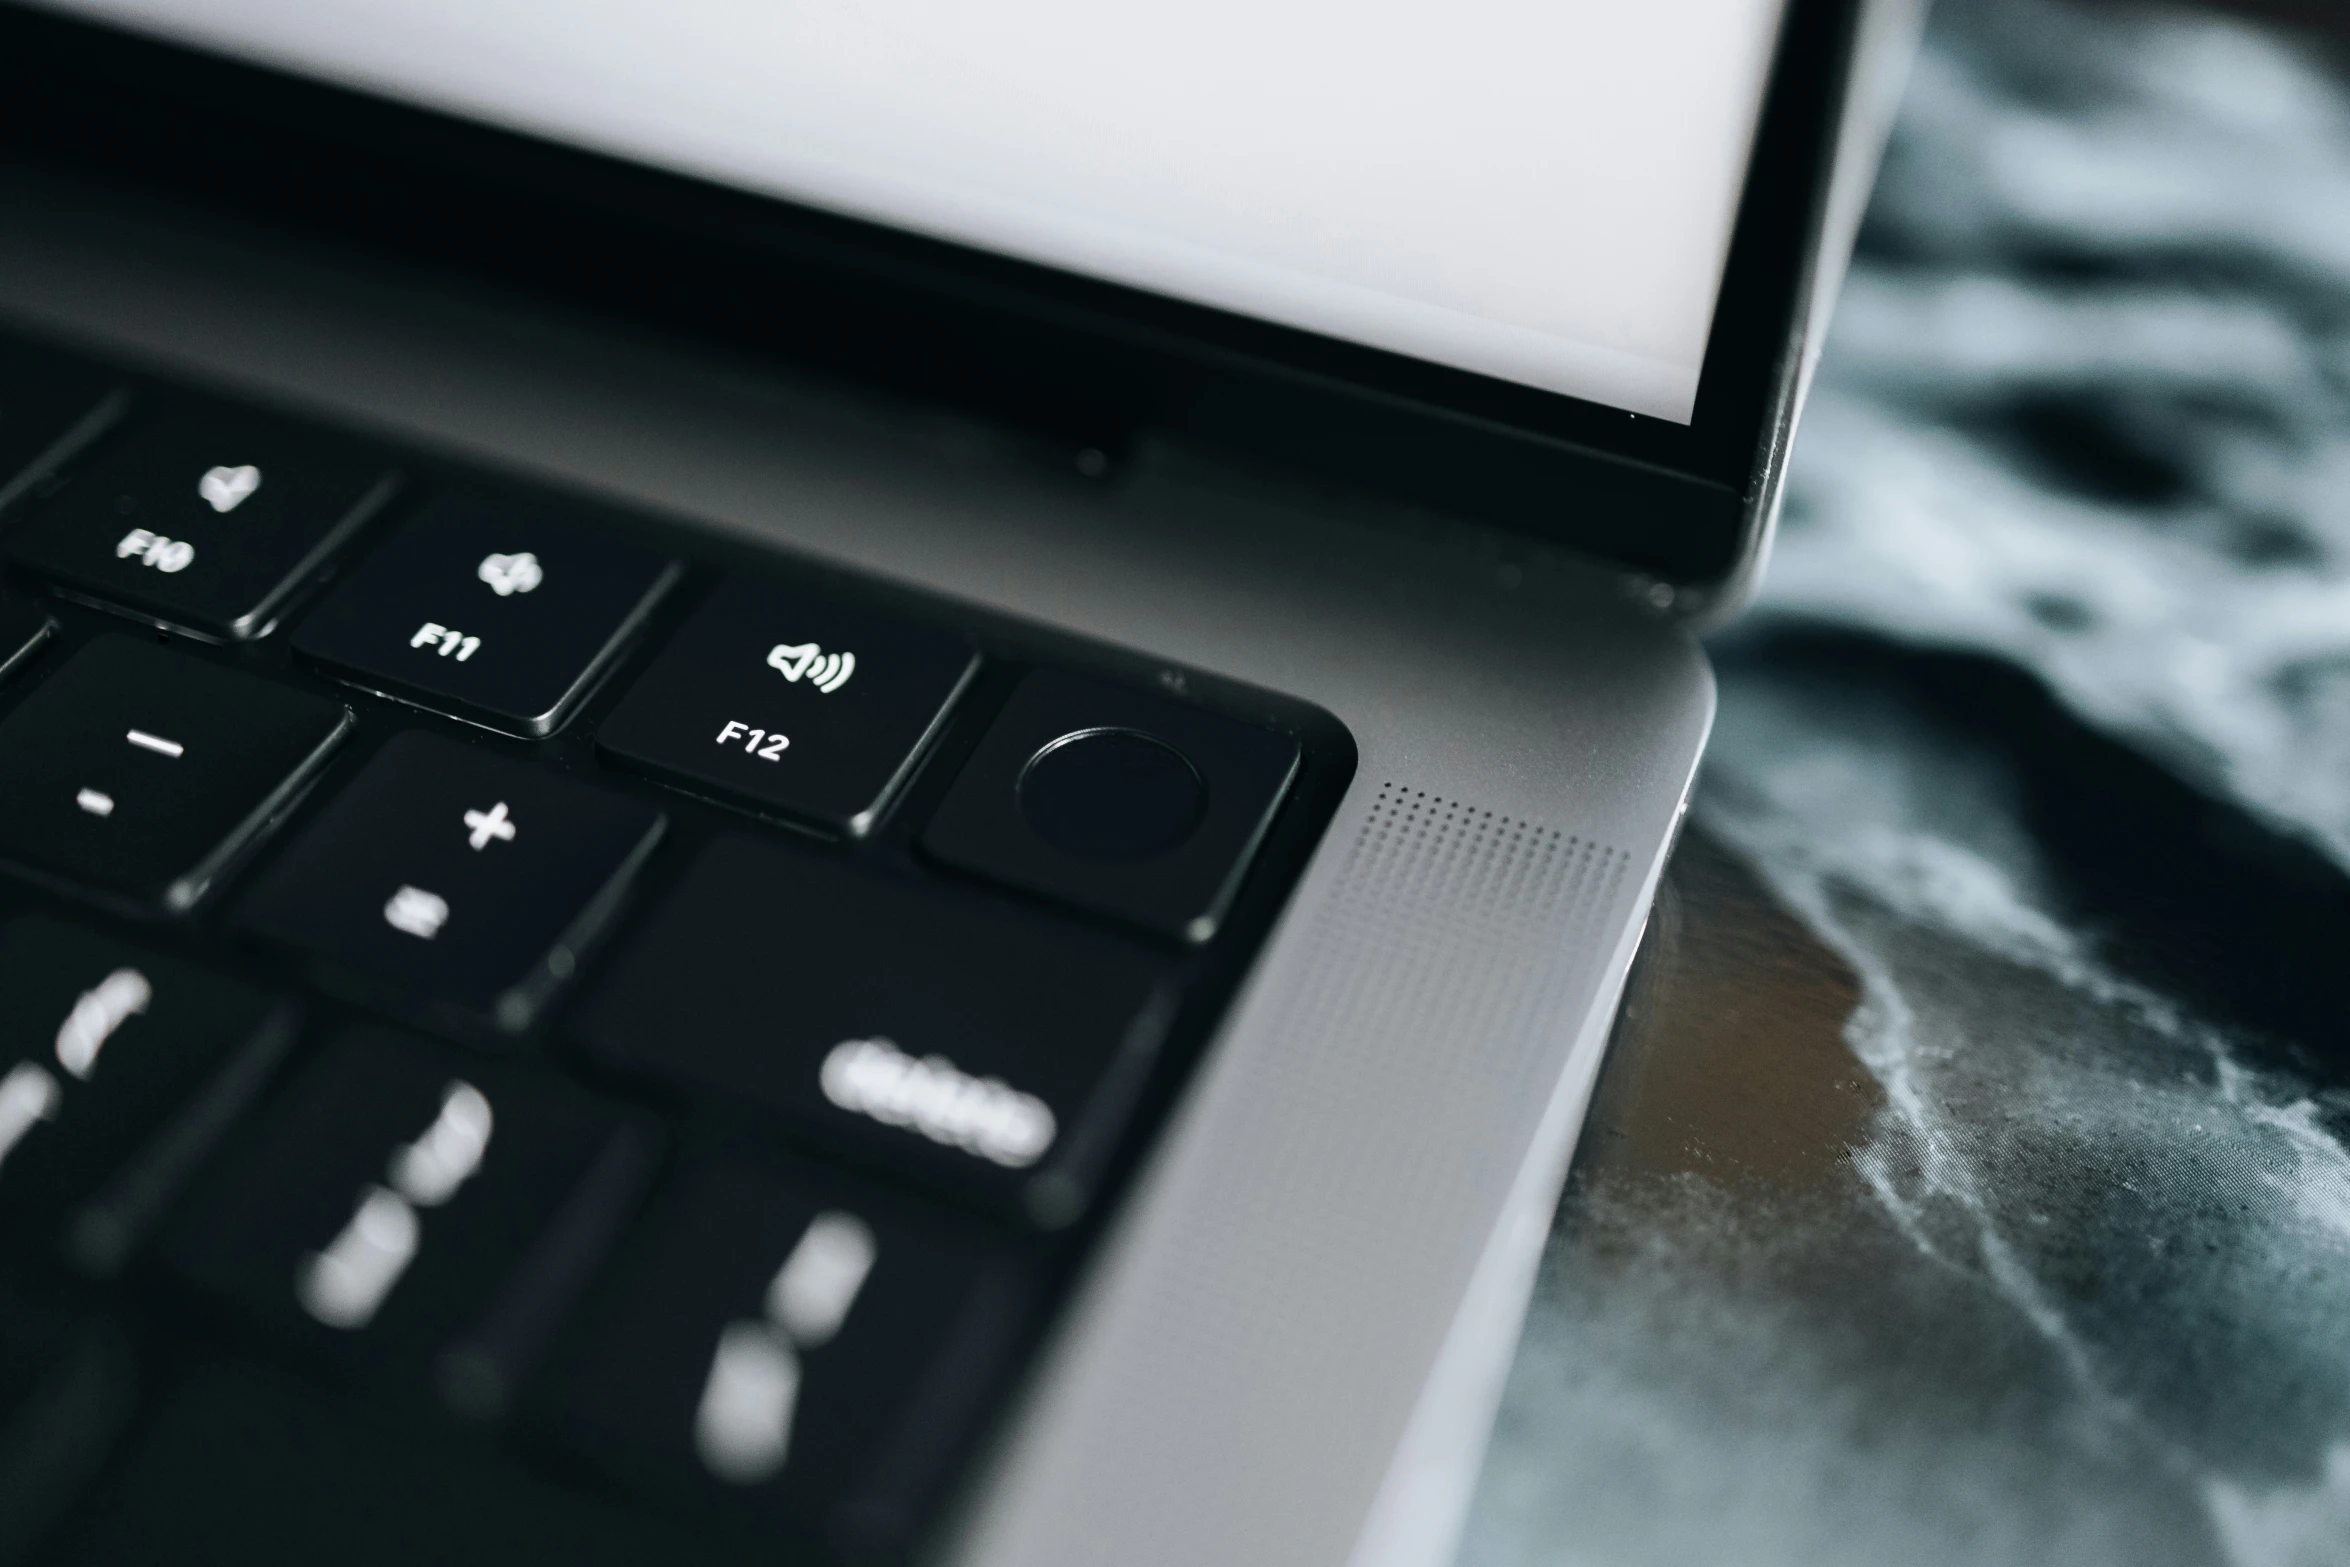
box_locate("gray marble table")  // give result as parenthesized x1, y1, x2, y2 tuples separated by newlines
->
(1461, 5, 2350, 1563)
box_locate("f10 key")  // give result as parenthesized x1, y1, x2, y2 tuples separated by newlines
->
(5, 403, 397, 640)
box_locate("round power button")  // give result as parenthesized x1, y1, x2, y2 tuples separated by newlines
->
(1016, 728, 1207, 863)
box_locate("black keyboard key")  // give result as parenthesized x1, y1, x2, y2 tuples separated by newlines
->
(548, 1152, 1032, 1560)
(237, 732, 664, 1032)
(5, 404, 397, 640)
(597, 576, 976, 836)
(0, 593, 52, 685)
(165, 1027, 654, 1404)
(0, 1288, 67, 1427)
(0, 915, 286, 1265)
(578, 837, 1170, 1226)
(292, 489, 680, 735)
(62, 1362, 720, 1567)
(0, 1288, 136, 1565)
(0, 339, 122, 511)
(0, 637, 351, 911)
(922, 669, 1299, 942)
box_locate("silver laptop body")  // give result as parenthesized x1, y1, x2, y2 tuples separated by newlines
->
(0, 1, 1922, 1560)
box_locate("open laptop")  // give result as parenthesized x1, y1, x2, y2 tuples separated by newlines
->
(0, 2, 1918, 1563)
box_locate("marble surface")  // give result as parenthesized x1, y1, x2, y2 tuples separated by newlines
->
(1458, 4, 2350, 1564)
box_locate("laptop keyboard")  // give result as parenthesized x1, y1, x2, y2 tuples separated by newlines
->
(0, 330, 1351, 1565)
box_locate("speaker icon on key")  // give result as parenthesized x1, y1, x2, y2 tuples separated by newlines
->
(766, 642, 856, 695)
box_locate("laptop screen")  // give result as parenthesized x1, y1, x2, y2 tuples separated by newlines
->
(35, 0, 1790, 426)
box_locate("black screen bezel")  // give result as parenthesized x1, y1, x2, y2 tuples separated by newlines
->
(0, 0, 1865, 591)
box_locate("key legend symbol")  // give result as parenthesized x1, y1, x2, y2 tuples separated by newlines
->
(766, 642, 856, 694)
(384, 885, 450, 940)
(477, 552, 544, 597)
(463, 802, 517, 851)
(115, 528, 195, 574)
(197, 464, 263, 513)
(0, 1060, 61, 1171)
(297, 1079, 496, 1329)
(411, 623, 481, 662)
(55, 966, 151, 1080)
(694, 1210, 878, 1482)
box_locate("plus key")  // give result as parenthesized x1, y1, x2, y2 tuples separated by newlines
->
(238, 734, 663, 1032)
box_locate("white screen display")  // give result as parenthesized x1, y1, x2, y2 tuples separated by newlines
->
(45, 0, 1789, 422)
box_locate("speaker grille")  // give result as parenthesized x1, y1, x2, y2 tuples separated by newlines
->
(1246, 781, 1632, 1229)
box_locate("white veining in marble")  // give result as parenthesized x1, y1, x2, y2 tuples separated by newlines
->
(1462, 4, 2350, 1563)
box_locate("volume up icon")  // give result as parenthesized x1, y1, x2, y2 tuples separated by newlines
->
(767, 642, 857, 694)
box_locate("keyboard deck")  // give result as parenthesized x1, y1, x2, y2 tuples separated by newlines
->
(0, 329, 1352, 1565)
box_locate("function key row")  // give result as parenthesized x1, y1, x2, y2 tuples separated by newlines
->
(0, 383, 1302, 939)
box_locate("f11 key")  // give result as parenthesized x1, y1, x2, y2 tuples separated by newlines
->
(293, 489, 679, 735)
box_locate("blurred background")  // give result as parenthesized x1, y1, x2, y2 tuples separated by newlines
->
(1460, 2, 2350, 1563)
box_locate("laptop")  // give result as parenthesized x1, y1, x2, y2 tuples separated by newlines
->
(0, 2, 1918, 1563)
